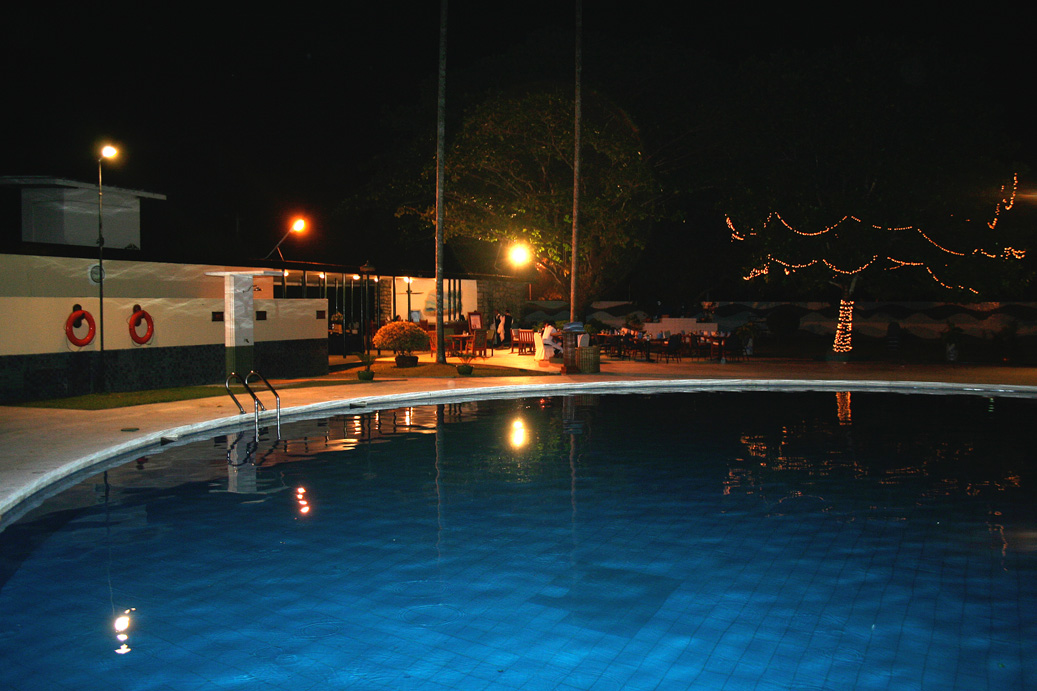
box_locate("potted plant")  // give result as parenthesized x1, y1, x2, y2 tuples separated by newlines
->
(455, 351, 475, 375)
(354, 352, 376, 380)
(372, 321, 430, 368)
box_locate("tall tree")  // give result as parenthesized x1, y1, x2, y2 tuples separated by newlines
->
(407, 87, 659, 310)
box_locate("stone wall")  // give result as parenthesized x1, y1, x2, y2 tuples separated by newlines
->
(476, 279, 529, 319)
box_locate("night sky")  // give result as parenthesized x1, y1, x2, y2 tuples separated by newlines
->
(4, 3, 1034, 276)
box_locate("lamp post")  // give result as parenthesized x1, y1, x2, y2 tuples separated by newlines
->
(404, 277, 413, 321)
(97, 144, 118, 392)
(264, 217, 306, 261)
(350, 274, 359, 332)
(359, 263, 375, 357)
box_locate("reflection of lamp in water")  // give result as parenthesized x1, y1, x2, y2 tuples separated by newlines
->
(113, 608, 135, 654)
(103, 469, 137, 654)
(509, 418, 528, 449)
(297, 486, 311, 515)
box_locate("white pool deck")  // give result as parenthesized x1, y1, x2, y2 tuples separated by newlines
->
(4, 350, 1037, 529)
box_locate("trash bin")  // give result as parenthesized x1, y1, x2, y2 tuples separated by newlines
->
(577, 345, 600, 373)
(561, 331, 581, 373)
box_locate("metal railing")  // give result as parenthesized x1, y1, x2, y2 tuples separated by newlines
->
(224, 370, 281, 440)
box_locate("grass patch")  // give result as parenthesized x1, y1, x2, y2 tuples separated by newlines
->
(20, 386, 228, 410)
(17, 360, 548, 410)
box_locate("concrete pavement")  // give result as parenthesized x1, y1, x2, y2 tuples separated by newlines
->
(4, 349, 1037, 530)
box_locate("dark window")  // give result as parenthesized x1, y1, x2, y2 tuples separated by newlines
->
(316, 310, 327, 319)
(212, 312, 224, 322)
(256, 311, 267, 321)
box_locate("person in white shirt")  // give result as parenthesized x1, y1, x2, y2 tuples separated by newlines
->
(541, 321, 562, 357)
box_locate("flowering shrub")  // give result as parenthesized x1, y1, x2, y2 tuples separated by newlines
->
(372, 321, 430, 355)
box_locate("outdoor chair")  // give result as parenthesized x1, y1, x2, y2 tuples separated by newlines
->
(471, 329, 490, 358)
(687, 334, 711, 360)
(512, 329, 535, 355)
(727, 335, 751, 362)
(660, 334, 683, 363)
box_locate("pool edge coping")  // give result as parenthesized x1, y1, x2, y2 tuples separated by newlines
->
(4, 377, 1037, 530)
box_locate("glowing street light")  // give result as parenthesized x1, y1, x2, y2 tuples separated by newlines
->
(498, 242, 534, 300)
(265, 216, 307, 261)
(508, 244, 532, 267)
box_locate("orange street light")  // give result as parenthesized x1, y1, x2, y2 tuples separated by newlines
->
(266, 216, 308, 260)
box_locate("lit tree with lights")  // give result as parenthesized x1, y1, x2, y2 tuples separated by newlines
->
(716, 41, 1029, 353)
(730, 181, 1023, 353)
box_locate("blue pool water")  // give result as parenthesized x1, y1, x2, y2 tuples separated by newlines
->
(1, 392, 1035, 690)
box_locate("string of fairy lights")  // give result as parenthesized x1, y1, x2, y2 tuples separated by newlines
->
(730, 174, 1023, 294)
(729, 175, 1024, 353)
(832, 299, 854, 353)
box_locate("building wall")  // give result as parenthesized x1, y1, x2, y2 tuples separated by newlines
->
(379, 277, 480, 324)
(0, 254, 328, 402)
(476, 278, 528, 320)
(20, 187, 142, 249)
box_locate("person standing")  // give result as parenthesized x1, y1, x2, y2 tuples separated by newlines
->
(492, 311, 503, 347)
(501, 310, 514, 346)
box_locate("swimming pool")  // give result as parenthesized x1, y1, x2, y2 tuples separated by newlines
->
(1, 392, 1034, 690)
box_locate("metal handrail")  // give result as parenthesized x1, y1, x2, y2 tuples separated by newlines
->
(224, 372, 249, 414)
(225, 372, 267, 438)
(245, 370, 281, 439)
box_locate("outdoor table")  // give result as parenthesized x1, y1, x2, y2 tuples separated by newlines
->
(448, 333, 473, 356)
(699, 334, 729, 362)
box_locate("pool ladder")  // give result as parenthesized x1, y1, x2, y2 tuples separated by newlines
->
(225, 371, 281, 440)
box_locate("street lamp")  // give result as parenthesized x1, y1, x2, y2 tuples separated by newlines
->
(350, 274, 359, 331)
(403, 277, 413, 321)
(497, 242, 534, 300)
(264, 217, 307, 260)
(508, 244, 532, 267)
(97, 144, 118, 392)
(359, 263, 375, 357)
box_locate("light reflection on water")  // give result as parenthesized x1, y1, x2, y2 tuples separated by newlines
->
(1, 392, 1035, 690)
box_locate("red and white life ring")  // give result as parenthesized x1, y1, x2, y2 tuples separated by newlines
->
(65, 309, 96, 347)
(129, 309, 154, 344)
